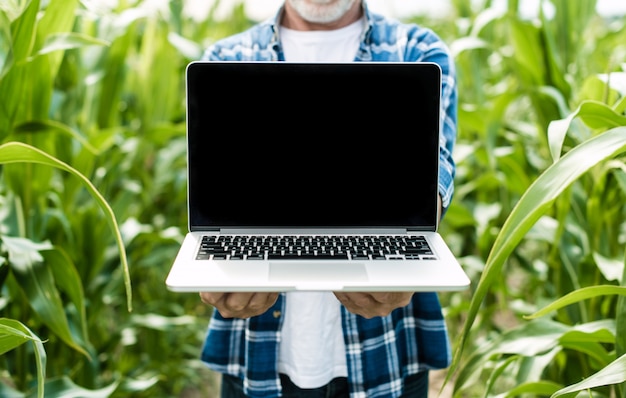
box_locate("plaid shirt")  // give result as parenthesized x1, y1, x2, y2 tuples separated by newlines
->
(200, 3, 457, 397)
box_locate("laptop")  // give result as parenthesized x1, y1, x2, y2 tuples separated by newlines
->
(165, 61, 470, 292)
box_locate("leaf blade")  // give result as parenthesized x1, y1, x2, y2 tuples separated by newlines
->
(0, 142, 132, 311)
(449, 127, 626, 379)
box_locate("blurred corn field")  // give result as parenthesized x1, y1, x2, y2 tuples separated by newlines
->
(0, 0, 625, 397)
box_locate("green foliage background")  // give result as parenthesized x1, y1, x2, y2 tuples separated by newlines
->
(0, 0, 625, 397)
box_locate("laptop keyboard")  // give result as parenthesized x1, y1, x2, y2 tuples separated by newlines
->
(196, 235, 436, 261)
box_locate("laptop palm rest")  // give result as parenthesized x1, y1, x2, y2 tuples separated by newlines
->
(269, 262, 368, 287)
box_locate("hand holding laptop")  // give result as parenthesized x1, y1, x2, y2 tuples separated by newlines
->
(200, 291, 413, 319)
(200, 292, 280, 318)
(334, 291, 413, 318)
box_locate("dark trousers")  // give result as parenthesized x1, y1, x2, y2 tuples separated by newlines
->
(220, 371, 429, 398)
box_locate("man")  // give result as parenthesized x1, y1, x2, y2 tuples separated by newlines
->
(199, 1, 457, 397)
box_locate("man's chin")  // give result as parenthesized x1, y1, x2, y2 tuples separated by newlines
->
(288, 0, 357, 24)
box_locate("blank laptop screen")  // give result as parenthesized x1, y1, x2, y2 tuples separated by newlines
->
(186, 62, 441, 230)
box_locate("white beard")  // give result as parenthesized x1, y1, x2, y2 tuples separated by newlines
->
(287, 0, 358, 23)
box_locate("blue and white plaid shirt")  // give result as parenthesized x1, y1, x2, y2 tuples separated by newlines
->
(200, 3, 457, 397)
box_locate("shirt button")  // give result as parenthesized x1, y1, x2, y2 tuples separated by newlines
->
(273, 310, 281, 318)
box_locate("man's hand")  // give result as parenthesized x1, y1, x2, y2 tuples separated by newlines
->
(199, 292, 279, 318)
(333, 292, 414, 318)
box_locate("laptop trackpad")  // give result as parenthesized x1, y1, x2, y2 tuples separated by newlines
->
(269, 262, 368, 282)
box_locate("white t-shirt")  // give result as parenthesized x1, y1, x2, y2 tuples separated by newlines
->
(280, 18, 363, 63)
(277, 19, 364, 389)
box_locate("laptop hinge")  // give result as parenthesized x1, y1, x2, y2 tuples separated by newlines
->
(210, 228, 412, 235)
(190, 227, 220, 232)
(407, 227, 437, 232)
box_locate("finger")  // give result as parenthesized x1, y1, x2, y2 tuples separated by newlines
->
(218, 293, 279, 318)
(334, 292, 412, 318)
(199, 291, 226, 306)
(199, 292, 253, 318)
(383, 292, 413, 307)
(222, 293, 257, 312)
(364, 292, 413, 306)
(232, 293, 278, 318)
(369, 292, 394, 303)
(343, 293, 370, 308)
(245, 292, 279, 312)
(334, 292, 376, 315)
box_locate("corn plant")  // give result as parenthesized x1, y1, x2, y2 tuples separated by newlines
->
(435, 0, 626, 396)
(2, 0, 625, 397)
(0, 0, 226, 396)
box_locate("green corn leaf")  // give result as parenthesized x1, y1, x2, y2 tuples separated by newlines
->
(509, 18, 544, 86)
(617, 250, 625, 368)
(8, 0, 38, 64)
(559, 320, 617, 345)
(450, 36, 489, 57)
(43, 249, 89, 348)
(548, 101, 626, 162)
(484, 355, 519, 397)
(578, 101, 626, 129)
(551, 353, 626, 397)
(525, 285, 626, 319)
(12, 120, 100, 154)
(593, 252, 624, 283)
(167, 31, 203, 60)
(0, 236, 50, 272)
(455, 319, 617, 393)
(3, 236, 88, 357)
(0, 9, 12, 80)
(0, 318, 46, 398)
(615, 93, 626, 115)
(27, 376, 119, 398)
(448, 127, 626, 383)
(558, 341, 614, 366)
(0, 0, 30, 22)
(0, 318, 42, 355)
(469, 7, 504, 37)
(33, 0, 80, 74)
(0, 142, 132, 312)
(0, 0, 39, 134)
(27, 32, 109, 61)
(501, 381, 563, 397)
(455, 319, 569, 392)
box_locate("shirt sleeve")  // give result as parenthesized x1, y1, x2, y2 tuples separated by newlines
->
(405, 28, 458, 216)
(438, 62, 457, 216)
